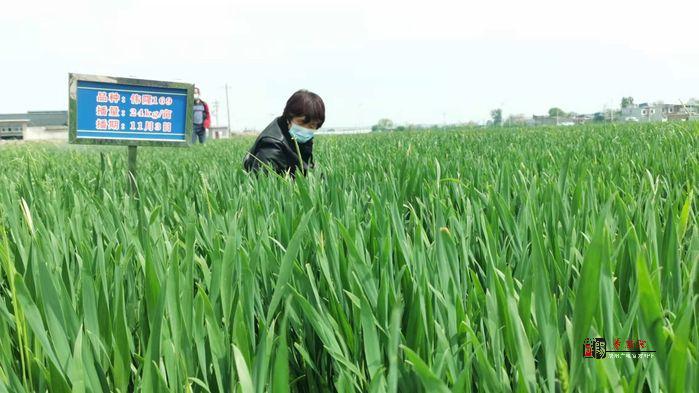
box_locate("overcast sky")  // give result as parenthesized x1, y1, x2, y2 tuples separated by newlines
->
(1, 0, 698, 129)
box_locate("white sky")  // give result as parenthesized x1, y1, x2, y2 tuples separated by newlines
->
(1, 0, 698, 128)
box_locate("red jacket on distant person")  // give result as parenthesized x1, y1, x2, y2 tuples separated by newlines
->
(202, 101, 211, 129)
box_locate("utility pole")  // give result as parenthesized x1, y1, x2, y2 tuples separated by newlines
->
(610, 101, 614, 123)
(213, 100, 220, 127)
(357, 103, 363, 129)
(225, 83, 232, 137)
(499, 102, 505, 127)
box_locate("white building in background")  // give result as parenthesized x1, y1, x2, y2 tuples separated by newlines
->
(0, 117, 28, 139)
(620, 103, 699, 122)
(621, 103, 663, 122)
(207, 126, 230, 139)
(0, 111, 68, 140)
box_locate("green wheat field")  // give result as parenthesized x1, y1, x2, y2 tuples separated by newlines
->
(0, 123, 697, 392)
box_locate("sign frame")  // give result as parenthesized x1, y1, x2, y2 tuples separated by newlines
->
(68, 73, 194, 147)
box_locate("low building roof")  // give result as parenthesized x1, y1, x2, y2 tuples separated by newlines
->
(0, 111, 67, 127)
(26, 111, 68, 126)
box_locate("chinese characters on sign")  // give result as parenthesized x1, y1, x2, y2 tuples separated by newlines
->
(73, 78, 190, 144)
(93, 93, 174, 132)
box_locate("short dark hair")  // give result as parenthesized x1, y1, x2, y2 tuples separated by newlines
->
(282, 90, 325, 128)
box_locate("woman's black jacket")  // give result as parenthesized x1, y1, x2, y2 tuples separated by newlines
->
(243, 117, 314, 176)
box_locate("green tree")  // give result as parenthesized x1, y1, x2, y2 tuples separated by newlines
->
(372, 118, 394, 132)
(621, 97, 635, 108)
(490, 109, 503, 127)
(548, 107, 566, 118)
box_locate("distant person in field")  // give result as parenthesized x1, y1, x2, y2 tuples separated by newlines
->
(192, 87, 211, 144)
(243, 89, 324, 176)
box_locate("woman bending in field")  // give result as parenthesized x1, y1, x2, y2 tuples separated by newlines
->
(243, 90, 325, 176)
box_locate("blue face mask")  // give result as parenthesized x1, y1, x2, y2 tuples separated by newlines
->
(289, 123, 315, 143)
